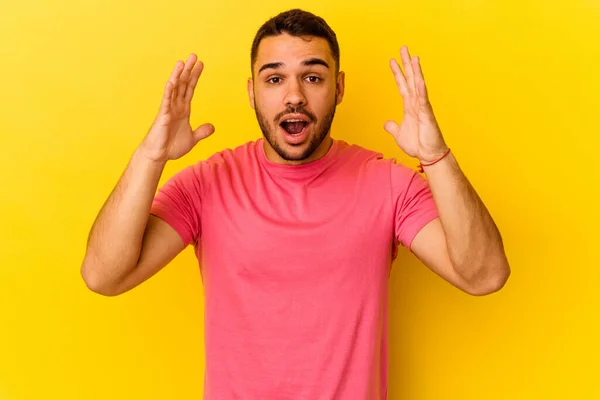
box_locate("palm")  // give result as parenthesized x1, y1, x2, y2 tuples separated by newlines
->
(141, 54, 214, 162)
(384, 46, 447, 163)
(155, 105, 196, 160)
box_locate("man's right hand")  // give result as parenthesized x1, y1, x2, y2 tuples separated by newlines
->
(139, 54, 215, 163)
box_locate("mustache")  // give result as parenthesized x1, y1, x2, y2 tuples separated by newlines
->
(274, 106, 317, 124)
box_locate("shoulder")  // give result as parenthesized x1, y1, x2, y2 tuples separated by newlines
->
(205, 139, 260, 164)
(185, 139, 262, 192)
(334, 139, 384, 162)
(334, 140, 427, 204)
(334, 139, 415, 176)
(187, 139, 261, 176)
(160, 140, 259, 194)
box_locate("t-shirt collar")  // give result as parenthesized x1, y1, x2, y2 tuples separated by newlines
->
(256, 137, 339, 180)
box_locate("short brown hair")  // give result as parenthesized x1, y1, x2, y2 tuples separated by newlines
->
(250, 9, 340, 74)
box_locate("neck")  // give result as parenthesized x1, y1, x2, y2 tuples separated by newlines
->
(264, 135, 333, 166)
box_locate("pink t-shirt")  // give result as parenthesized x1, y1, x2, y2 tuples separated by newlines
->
(150, 137, 439, 399)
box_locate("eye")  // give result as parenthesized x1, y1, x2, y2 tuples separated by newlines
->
(306, 76, 321, 83)
(267, 77, 282, 84)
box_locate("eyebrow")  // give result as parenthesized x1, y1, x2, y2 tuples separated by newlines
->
(258, 58, 330, 74)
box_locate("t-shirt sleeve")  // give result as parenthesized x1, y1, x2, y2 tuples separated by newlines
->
(150, 163, 204, 246)
(391, 162, 440, 252)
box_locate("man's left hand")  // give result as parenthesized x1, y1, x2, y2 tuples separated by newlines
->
(384, 46, 449, 164)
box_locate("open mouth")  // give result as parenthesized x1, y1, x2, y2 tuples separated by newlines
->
(280, 119, 309, 135)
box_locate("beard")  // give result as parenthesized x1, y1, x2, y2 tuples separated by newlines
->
(255, 101, 337, 162)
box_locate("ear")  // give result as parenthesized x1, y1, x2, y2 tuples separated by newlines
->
(247, 77, 255, 110)
(335, 71, 345, 106)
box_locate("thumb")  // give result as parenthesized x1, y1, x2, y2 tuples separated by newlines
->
(384, 120, 400, 136)
(193, 123, 215, 143)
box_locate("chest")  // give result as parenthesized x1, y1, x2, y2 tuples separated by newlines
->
(199, 169, 394, 283)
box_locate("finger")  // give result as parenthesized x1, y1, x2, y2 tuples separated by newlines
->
(389, 58, 410, 99)
(412, 56, 430, 107)
(417, 79, 430, 108)
(383, 120, 400, 136)
(400, 46, 415, 94)
(169, 60, 185, 102)
(158, 80, 174, 116)
(161, 61, 184, 115)
(193, 123, 215, 143)
(177, 54, 198, 101)
(184, 60, 204, 103)
(412, 55, 425, 81)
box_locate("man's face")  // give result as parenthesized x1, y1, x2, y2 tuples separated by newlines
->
(248, 33, 345, 165)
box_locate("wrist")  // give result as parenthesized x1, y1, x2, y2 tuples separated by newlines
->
(418, 146, 450, 164)
(417, 147, 452, 173)
(132, 147, 168, 170)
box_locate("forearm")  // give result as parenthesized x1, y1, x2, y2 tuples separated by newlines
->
(81, 148, 166, 289)
(422, 152, 510, 285)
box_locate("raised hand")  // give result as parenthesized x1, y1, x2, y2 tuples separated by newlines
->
(384, 46, 449, 164)
(139, 54, 215, 163)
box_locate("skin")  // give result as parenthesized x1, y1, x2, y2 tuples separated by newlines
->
(385, 47, 510, 295)
(247, 33, 345, 165)
(80, 34, 510, 297)
(80, 55, 213, 296)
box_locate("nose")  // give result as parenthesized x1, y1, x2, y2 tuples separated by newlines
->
(283, 78, 307, 107)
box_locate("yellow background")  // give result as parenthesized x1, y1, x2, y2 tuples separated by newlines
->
(1, 0, 598, 398)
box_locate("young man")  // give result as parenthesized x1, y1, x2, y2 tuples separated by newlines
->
(81, 8, 510, 399)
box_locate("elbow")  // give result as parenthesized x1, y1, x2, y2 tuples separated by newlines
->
(465, 259, 511, 297)
(80, 258, 123, 297)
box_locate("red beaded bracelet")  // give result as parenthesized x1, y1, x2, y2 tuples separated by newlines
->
(417, 148, 451, 173)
